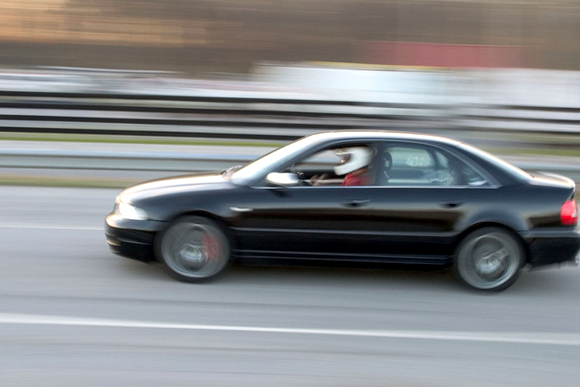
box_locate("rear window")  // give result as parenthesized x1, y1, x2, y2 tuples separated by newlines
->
(459, 143, 530, 182)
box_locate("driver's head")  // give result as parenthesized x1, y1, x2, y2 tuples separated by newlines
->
(334, 147, 373, 176)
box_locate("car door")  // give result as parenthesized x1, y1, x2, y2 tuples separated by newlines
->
(230, 183, 389, 260)
(229, 143, 387, 260)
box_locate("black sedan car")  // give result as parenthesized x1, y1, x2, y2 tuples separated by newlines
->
(105, 131, 580, 291)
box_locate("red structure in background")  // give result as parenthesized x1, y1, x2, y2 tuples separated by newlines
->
(356, 41, 526, 68)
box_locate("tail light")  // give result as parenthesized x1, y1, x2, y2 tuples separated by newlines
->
(561, 199, 578, 226)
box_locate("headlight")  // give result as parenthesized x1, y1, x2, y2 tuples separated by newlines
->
(115, 202, 148, 220)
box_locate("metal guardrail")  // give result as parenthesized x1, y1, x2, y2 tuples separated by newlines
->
(0, 90, 578, 141)
(0, 148, 252, 172)
(457, 105, 580, 134)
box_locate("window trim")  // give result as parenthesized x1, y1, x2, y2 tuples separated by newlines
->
(253, 184, 500, 191)
(248, 138, 501, 189)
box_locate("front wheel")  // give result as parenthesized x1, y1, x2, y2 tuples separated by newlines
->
(156, 216, 230, 282)
(454, 227, 524, 291)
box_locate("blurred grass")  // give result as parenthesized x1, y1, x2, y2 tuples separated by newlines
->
(502, 133, 580, 145)
(0, 175, 140, 188)
(486, 148, 580, 158)
(0, 133, 283, 147)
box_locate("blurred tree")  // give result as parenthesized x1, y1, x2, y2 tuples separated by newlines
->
(66, 0, 212, 19)
(1, 0, 576, 71)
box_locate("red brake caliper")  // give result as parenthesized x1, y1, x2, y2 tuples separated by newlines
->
(201, 233, 220, 260)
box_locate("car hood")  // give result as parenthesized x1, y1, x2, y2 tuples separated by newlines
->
(529, 172, 576, 189)
(118, 172, 232, 203)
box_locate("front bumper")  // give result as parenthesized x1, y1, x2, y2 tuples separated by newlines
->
(520, 228, 580, 267)
(105, 213, 166, 262)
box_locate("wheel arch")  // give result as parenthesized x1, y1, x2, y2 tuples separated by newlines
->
(453, 222, 530, 264)
(165, 210, 239, 252)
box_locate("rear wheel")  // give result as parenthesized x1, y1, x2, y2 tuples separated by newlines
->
(454, 227, 524, 291)
(156, 216, 230, 282)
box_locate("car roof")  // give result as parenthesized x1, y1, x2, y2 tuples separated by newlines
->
(305, 130, 464, 147)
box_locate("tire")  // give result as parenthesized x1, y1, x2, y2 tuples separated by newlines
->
(156, 216, 230, 283)
(454, 227, 524, 291)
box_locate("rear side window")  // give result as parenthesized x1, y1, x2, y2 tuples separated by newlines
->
(378, 144, 488, 187)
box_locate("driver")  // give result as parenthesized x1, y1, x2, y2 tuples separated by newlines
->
(311, 147, 373, 186)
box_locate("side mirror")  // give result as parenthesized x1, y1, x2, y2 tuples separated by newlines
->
(266, 172, 299, 187)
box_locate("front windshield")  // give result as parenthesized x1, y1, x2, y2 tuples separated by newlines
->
(232, 136, 320, 185)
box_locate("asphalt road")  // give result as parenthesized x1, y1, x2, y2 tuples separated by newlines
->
(1, 186, 580, 386)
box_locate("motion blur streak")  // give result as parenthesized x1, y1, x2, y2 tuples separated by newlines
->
(2, 0, 580, 71)
(2, 313, 580, 346)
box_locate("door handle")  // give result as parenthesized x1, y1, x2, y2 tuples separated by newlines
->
(342, 199, 370, 207)
(230, 207, 253, 212)
(439, 201, 463, 208)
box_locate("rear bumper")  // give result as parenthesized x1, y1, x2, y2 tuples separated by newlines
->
(520, 229, 580, 267)
(105, 213, 166, 262)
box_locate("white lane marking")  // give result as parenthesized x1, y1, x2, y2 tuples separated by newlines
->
(0, 313, 579, 346)
(0, 224, 101, 231)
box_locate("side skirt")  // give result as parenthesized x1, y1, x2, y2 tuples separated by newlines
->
(231, 249, 451, 265)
